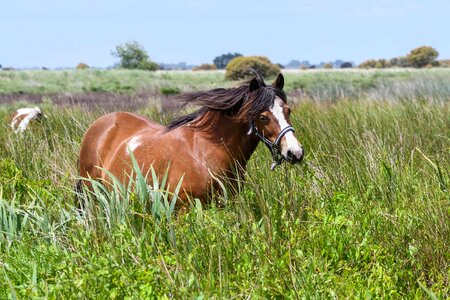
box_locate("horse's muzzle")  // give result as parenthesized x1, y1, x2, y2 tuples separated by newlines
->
(286, 146, 304, 164)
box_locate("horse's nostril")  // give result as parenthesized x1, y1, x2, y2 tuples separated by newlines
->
(286, 148, 304, 163)
(287, 150, 295, 160)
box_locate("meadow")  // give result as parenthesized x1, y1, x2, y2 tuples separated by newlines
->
(0, 69, 449, 298)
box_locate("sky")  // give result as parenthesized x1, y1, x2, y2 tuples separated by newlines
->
(1, 0, 449, 68)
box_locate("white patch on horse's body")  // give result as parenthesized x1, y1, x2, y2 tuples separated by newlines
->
(126, 136, 141, 154)
(11, 107, 42, 133)
(270, 97, 303, 158)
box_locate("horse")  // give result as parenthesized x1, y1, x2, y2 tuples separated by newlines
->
(77, 73, 304, 204)
(10, 107, 45, 133)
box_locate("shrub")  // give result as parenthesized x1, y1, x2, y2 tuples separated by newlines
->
(76, 63, 89, 70)
(225, 56, 280, 80)
(323, 62, 333, 69)
(193, 64, 218, 71)
(160, 86, 181, 95)
(389, 56, 410, 68)
(138, 59, 159, 71)
(407, 46, 438, 68)
(358, 59, 390, 69)
(438, 60, 450, 68)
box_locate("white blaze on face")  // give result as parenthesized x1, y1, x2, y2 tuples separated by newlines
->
(126, 136, 141, 154)
(11, 107, 42, 133)
(270, 97, 303, 159)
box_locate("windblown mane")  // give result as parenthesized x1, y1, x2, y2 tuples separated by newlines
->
(166, 80, 286, 131)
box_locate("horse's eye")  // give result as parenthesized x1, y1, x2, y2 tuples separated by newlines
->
(259, 115, 269, 122)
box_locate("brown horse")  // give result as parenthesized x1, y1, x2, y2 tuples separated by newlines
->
(78, 74, 304, 204)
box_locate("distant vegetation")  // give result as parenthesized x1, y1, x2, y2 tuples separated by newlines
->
(111, 41, 159, 71)
(359, 45, 441, 69)
(358, 59, 391, 69)
(213, 52, 242, 69)
(407, 46, 439, 67)
(159, 62, 196, 70)
(323, 62, 333, 69)
(284, 59, 354, 69)
(3, 43, 448, 72)
(192, 63, 217, 71)
(76, 62, 89, 70)
(225, 56, 280, 80)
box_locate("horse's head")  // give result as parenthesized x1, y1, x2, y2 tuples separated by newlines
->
(248, 73, 304, 169)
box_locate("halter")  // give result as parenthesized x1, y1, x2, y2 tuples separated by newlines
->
(251, 122, 295, 170)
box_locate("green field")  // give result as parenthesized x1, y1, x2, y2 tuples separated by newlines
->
(0, 69, 449, 298)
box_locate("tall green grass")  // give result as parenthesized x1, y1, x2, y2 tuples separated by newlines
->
(0, 70, 449, 298)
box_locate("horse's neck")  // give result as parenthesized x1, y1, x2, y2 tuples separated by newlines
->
(201, 112, 259, 167)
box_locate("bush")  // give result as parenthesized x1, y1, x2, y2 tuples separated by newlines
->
(193, 64, 217, 71)
(389, 56, 410, 68)
(358, 59, 390, 69)
(160, 86, 181, 95)
(438, 60, 450, 68)
(407, 46, 439, 68)
(323, 63, 333, 69)
(76, 63, 89, 70)
(138, 59, 159, 71)
(225, 56, 280, 80)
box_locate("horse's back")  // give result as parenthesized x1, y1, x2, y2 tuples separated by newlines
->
(79, 112, 161, 180)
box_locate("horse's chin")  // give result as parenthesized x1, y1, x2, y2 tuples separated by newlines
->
(287, 159, 301, 165)
(284, 155, 303, 164)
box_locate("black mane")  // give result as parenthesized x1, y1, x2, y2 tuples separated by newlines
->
(166, 79, 286, 131)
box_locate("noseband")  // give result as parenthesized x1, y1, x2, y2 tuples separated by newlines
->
(251, 122, 295, 170)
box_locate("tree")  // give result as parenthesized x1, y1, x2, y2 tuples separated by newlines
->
(406, 46, 438, 68)
(112, 41, 158, 71)
(340, 62, 353, 68)
(213, 53, 242, 69)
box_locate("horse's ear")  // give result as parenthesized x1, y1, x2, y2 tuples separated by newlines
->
(272, 73, 284, 90)
(249, 78, 260, 92)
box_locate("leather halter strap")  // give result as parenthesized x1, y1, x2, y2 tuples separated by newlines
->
(252, 122, 295, 170)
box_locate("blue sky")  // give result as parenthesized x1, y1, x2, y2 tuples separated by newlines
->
(1, 0, 449, 68)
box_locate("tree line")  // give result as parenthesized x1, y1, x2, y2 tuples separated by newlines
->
(2, 42, 447, 71)
(109, 42, 446, 72)
(358, 46, 440, 69)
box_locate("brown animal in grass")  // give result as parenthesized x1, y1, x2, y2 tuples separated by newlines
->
(77, 74, 304, 205)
